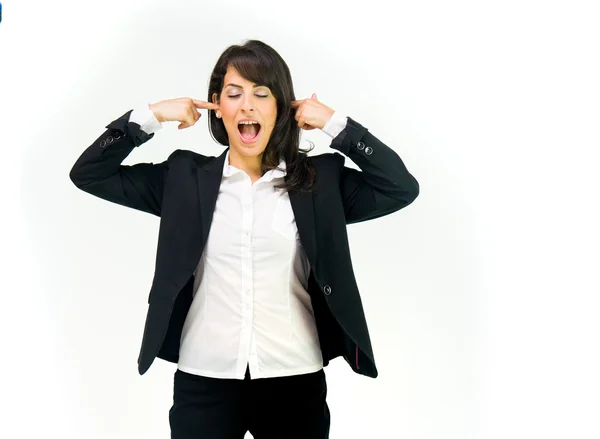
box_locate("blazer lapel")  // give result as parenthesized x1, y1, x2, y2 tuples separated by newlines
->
(287, 184, 317, 274)
(196, 148, 228, 246)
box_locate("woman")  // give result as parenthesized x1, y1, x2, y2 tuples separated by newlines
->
(70, 39, 419, 439)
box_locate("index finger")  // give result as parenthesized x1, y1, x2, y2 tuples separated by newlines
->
(192, 99, 219, 110)
(290, 99, 303, 108)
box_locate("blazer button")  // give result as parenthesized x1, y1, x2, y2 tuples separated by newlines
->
(365, 146, 373, 155)
(100, 139, 106, 148)
(323, 285, 332, 295)
(356, 141, 365, 150)
(107, 136, 114, 144)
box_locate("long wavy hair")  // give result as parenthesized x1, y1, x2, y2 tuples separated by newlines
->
(207, 40, 316, 192)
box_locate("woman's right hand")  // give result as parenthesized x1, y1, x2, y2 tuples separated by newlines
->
(149, 97, 219, 130)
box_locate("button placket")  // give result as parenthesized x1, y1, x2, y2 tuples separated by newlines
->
(240, 188, 254, 296)
(238, 182, 255, 373)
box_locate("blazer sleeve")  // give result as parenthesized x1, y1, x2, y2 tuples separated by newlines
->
(329, 117, 420, 224)
(69, 109, 170, 217)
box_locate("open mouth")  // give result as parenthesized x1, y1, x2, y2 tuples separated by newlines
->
(237, 122, 262, 143)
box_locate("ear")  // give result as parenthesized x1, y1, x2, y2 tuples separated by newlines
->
(212, 92, 219, 105)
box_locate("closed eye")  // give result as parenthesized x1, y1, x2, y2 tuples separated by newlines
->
(228, 95, 268, 98)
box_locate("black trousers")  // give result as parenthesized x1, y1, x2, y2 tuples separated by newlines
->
(169, 364, 330, 439)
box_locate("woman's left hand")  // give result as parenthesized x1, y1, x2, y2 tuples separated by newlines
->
(290, 93, 335, 131)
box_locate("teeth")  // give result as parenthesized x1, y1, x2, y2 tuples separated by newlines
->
(239, 121, 258, 125)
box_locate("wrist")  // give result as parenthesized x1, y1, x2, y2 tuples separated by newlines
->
(148, 103, 163, 123)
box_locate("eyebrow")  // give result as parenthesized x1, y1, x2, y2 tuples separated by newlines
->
(225, 83, 267, 89)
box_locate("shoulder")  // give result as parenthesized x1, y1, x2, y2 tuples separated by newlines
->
(308, 151, 345, 168)
(308, 152, 345, 179)
(305, 152, 346, 193)
(166, 148, 219, 168)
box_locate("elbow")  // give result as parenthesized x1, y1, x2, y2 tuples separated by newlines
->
(69, 164, 93, 189)
(407, 176, 419, 203)
(69, 167, 79, 186)
(394, 174, 420, 208)
(69, 166, 84, 188)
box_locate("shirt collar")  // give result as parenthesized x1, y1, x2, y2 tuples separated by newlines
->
(222, 149, 287, 182)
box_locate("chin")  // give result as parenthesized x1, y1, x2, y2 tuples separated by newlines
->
(233, 142, 267, 156)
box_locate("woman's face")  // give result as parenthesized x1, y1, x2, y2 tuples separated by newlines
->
(213, 65, 278, 160)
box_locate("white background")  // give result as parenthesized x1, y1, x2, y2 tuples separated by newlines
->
(2, 0, 599, 438)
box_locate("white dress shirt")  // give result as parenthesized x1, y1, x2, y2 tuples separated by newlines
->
(129, 103, 348, 380)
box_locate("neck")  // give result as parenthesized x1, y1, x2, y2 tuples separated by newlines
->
(228, 149, 263, 178)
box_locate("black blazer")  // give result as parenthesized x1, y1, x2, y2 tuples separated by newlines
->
(69, 109, 419, 378)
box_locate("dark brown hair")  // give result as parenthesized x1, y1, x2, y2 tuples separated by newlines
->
(207, 40, 316, 192)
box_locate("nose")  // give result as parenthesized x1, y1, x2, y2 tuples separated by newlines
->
(240, 94, 255, 112)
